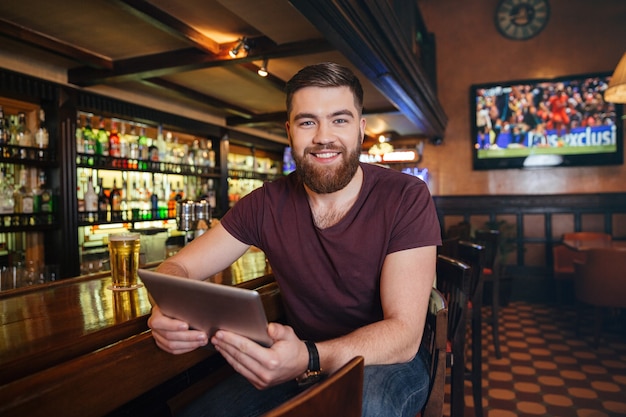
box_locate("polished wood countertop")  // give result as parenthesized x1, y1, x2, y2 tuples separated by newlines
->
(0, 249, 281, 417)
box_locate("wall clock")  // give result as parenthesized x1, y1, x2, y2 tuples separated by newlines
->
(495, 0, 550, 40)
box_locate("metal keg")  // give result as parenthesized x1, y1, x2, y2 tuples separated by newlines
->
(176, 200, 196, 231)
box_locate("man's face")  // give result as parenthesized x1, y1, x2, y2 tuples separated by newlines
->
(285, 86, 366, 194)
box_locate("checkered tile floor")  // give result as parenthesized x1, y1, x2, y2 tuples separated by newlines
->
(444, 302, 626, 417)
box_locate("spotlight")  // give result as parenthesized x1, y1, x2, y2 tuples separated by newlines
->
(257, 58, 269, 77)
(229, 37, 249, 58)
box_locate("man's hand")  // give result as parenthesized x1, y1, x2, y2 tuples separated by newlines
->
(148, 305, 209, 354)
(212, 322, 309, 390)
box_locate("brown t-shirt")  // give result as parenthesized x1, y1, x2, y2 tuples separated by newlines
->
(221, 163, 441, 341)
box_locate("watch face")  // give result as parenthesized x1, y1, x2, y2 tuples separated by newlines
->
(495, 0, 550, 40)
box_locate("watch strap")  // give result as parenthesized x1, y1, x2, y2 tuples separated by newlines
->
(304, 340, 321, 372)
(296, 340, 323, 386)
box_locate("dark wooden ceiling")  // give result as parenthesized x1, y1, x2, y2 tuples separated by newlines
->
(0, 0, 447, 145)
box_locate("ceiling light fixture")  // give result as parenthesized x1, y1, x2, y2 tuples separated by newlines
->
(257, 58, 269, 77)
(229, 37, 250, 58)
(605, 52, 626, 103)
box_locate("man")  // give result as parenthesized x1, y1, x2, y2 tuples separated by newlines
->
(148, 62, 441, 417)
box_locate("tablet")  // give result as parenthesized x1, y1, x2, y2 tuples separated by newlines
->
(138, 269, 273, 347)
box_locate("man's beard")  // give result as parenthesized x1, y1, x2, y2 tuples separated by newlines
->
(293, 141, 361, 194)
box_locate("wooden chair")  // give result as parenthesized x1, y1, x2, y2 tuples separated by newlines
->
(417, 288, 448, 417)
(552, 244, 584, 303)
(435, 254, 471, 417)
(260, 356, 364, 417)
(573, 248, 626, 346)
(474, 229, 502, 359)
(439, 236, 460, 258)
(554, 233, 610, 303)
(456, 240, 486, 417)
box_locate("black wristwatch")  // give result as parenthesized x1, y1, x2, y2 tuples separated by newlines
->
(296, 340, 323, 387)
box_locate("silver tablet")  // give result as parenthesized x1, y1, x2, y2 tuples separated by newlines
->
(138, 269, 273, 347)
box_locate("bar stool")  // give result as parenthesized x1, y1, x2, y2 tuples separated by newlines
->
(457, 240, 486, 417)
(435, 254, 471, 417)
(474, 229, 502, 359)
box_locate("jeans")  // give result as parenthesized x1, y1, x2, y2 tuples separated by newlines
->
(177, 347, 430, 417)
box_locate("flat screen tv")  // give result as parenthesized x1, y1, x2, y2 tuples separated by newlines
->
(471, 72, 623, 170)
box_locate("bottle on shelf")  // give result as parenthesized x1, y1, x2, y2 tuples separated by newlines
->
(150, 174, 159, 219)
(16, 112, 33, 147)
(14, 168, 34, 215)
(155, 124, 166, 162)
(108, 120, 122, 158)
(110, 178, 122, 221)
(128, 124, 139, 160)
(97, 177, 109, 222)
(35, 109, 49, 151)
(84, 176, 97, 222)
(34, 170, 53, 214)
(207, 140, 216, 168)
(137, 127, 150, 162)
(95, 117, 109, 157)
(83, 117, 96, 155)
(0, 167, 15, 215)
(119, 121, 130, 160)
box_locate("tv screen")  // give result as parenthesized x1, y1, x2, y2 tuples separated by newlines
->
(471, 72, 623, 170)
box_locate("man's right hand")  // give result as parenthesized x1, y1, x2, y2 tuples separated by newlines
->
(147, 305, 209, 354)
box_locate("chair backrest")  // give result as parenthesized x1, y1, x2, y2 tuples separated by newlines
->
(419, 288, 448, 417)
(563, 232, 612, 242)
(573, 248, 626, 308)
(260, 356, 364, 417)
(457, 240, 486, 301)
(474, 229, 500, 272)
(552, 244, 585, 278)
(435, 255, 470, 351)
(446, 221, 471, 241)
(439, 236, 460, 258)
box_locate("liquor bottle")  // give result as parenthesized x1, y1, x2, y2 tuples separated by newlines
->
(35, 109, 49, 150)
(83, 118, 96, 155)
(156, 125, 166, 162)
(84, 177, 98, 213)
(0, 167, 15, 214)
(150, 175, 159, 219)
(119, 122, 130, 159)
(137, 127, 149, 160)
(14, 168, 34, 214)
(16, 112, 33, 148)
(167, 180, 177, 218)
(206, 140, 216, 168)
(110, 178, 122, 221)
(34, 170, 53, 214)
(128, 125, 139, 160)
(95, 118, 109, 156)
(109, 120, 121, 158)
(120, 177, 129, 221)
(97, 177, 109, 222)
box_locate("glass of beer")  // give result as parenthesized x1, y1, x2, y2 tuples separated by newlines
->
(108, 232, 142, 291)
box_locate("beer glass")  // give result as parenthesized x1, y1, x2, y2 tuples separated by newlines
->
(108, 232, 142, 290)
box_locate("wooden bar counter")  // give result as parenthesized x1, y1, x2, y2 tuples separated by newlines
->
(0, 250, 282, 417)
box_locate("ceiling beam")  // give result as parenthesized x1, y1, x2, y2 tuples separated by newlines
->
(0, 18, 112, 69)
(68, 38, 334, 86)
(142, 77, 253, 118)
(113, 0, 222, 55)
